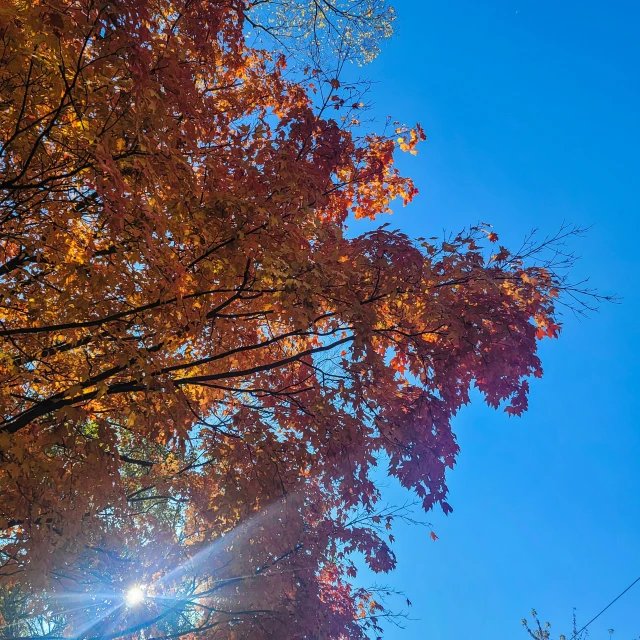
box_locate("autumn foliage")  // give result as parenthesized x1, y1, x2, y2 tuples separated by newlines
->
(0, 1, 563, 637)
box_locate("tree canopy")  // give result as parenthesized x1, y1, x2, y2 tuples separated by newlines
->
(244, 0, 396, 65)
(1, 1, 570, 637)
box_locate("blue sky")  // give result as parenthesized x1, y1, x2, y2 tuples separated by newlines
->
(349, 1, 640, 638)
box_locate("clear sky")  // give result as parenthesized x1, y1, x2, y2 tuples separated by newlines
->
(349, 1, 640, 638)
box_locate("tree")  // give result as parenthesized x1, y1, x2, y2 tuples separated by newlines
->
(523, 609, 634, 640)
(0, 1, 585, 637)
(522, 609, 590, 640)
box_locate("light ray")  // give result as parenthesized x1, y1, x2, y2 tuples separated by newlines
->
(64, 603, 123, 639)
(154, 503, 274, 588)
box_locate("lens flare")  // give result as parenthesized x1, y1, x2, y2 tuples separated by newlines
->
(124, 585, 145, 607)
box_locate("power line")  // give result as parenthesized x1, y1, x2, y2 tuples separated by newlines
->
(569, 575, 640, 640)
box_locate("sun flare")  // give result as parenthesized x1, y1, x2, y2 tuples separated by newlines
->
(124, 585, 145, 607)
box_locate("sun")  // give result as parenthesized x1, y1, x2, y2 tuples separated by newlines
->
(124, 585, 145, 607)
